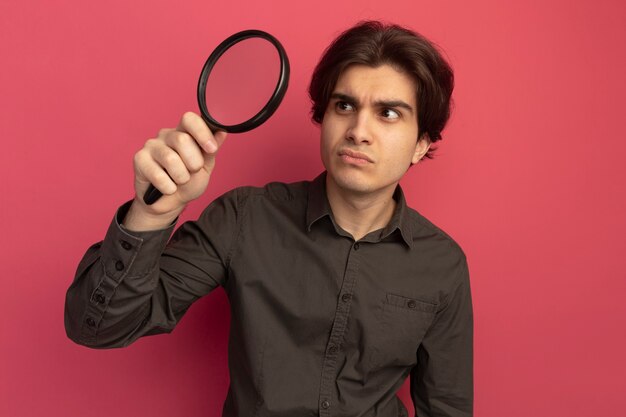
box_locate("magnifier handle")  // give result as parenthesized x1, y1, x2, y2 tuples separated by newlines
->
(143, 184, 163, 205)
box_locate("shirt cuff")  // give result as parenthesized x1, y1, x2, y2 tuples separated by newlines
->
(100, 200, 178, 280)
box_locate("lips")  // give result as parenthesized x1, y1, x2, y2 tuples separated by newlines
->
(338, 148, 373, 163)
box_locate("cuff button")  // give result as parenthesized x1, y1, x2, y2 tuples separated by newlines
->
(115, 260, 125, 271)
(94, 292, 106, 304)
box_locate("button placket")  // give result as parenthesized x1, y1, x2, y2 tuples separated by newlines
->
(318, 244, 360, 416)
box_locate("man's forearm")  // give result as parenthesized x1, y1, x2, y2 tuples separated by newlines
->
(64, 200, 176, 348)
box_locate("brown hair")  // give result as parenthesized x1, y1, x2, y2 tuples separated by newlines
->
(308, 20, 454, 159)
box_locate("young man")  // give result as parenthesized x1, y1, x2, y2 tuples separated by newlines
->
(65, 21, 473, 417)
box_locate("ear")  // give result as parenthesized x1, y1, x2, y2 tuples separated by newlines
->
(411, 134, 431, 164)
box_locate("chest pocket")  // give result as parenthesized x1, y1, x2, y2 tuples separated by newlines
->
(369, 293, 438, 369)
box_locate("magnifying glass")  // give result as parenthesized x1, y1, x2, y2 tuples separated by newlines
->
(143, 29, 290, 205)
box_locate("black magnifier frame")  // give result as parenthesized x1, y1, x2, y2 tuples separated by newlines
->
(143, 29, 290, 205)
(197, 29, 290, 134)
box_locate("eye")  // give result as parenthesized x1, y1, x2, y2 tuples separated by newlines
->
(381, 108, 400, 120)
(335, 101, 355, 112)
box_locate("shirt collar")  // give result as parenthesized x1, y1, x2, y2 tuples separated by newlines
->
(306, 171, 414, 249)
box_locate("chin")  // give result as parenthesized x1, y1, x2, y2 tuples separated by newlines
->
(329, 167, 377, 194)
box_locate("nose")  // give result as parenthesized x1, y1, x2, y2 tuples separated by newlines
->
(346, 110, 372, 145)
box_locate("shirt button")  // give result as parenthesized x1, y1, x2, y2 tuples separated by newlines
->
(341, 293, 351, 302)
(321, 400, 330, 409)
(120, 240, 132, 250)
(115, 260, 125, 271)
(408, 300, 417, 309)
(85, 317, 96, 327)
(328, 344, 338, 354)
(353, 242, 360, 250)
(93, 292, 106, 304)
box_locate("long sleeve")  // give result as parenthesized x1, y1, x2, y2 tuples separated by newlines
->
(64, 188, 242, 349)
(411, 256, 474, 416)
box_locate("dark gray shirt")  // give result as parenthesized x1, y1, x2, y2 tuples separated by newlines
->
(65, 171, 473, 417)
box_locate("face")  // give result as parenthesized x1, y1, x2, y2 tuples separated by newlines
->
(320, 64, 430, 197)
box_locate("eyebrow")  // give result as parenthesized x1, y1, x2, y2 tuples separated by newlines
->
(330, 92, 415, 114)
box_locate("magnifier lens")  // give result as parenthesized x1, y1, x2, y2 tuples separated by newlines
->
(204, 37, 280, 127)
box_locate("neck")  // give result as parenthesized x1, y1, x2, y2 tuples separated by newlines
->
(325, 174, 398, 241)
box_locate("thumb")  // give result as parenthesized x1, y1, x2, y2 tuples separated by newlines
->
(213, 130, 228, 150)
(202, 130, 228, 172)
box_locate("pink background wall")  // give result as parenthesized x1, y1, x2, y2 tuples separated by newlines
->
(1, 0, 625, 416)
